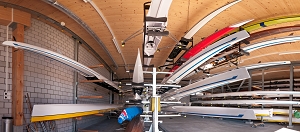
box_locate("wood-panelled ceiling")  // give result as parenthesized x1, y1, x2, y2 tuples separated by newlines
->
(2, 0, 300, 88)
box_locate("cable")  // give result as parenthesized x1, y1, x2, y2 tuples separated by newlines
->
(122, 28, 143, 43)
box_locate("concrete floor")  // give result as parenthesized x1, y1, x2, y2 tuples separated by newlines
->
(160, 116, 300, 132)
(84, 117, 123, 132)
(85, 116, 300, 132)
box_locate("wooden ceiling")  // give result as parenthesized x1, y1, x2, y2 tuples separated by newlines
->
(2, 0, 300, 88)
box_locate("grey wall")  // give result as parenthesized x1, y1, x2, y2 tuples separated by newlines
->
(0, 18, 115, 132)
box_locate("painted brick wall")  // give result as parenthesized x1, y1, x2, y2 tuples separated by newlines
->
(0, 18, 115, 131)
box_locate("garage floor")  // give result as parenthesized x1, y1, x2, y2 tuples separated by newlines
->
(85, 115, 300, 132)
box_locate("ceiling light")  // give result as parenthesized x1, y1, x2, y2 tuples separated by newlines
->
(126, 69, 133, 73)
(60, 21, 65, 26)
(121, 41, 125, 47)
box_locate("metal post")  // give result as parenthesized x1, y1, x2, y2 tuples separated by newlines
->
(221, 86, 224, 93)
(248, 71, 252, 91)
(72, 39, 79, 132)
(288, 65, 294, 128)
(261, 97, 264, 123)
(153, 68, 156, 96)
(261, 69, 265, 123)
(152, 67, 159, 132)
(110, 72, 115, 104)
(245, 71, 253, 124)
(226, 84, 232, 92)
(109, 91, 113, 104)
(262, 69, 264, 91)
(237, 80, 245, 92)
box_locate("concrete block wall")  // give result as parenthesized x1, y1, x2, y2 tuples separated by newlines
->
(0, 18, 116, 131)
(23, 18, 75, 132)
(0, 25, 13, 130)
(76, 45, 112, 129)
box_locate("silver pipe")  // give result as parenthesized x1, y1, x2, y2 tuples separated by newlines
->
(42, 0, 119, 69)
(123, 28, 143, 42)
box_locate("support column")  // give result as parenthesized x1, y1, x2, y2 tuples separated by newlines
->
(12, 23, 24, 128)
(72, 39, 79, 132)
(288, 65, 294, 128)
